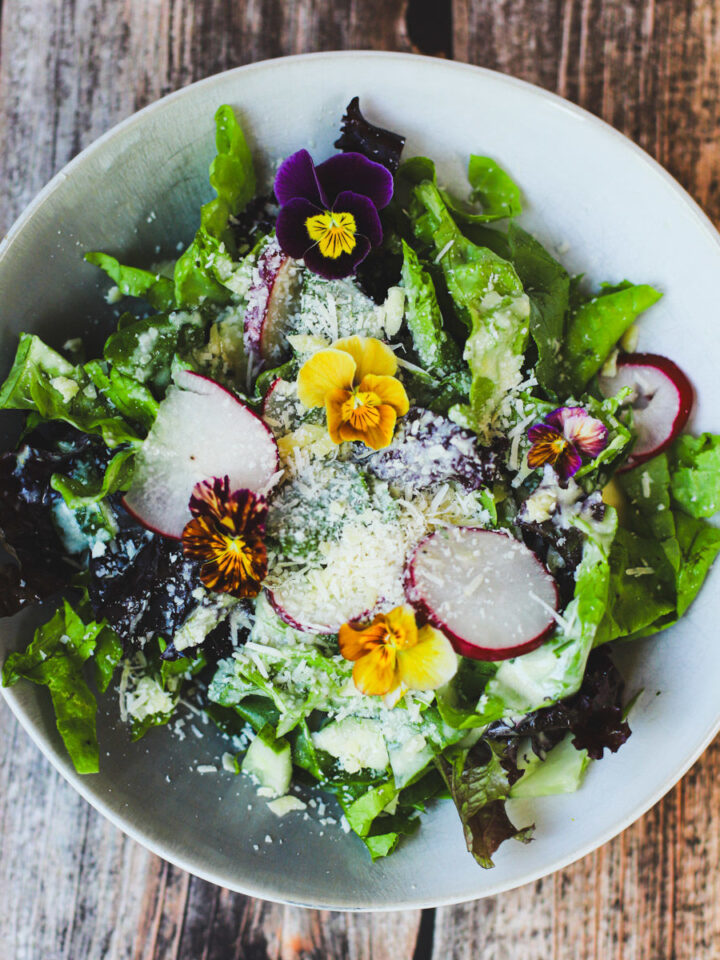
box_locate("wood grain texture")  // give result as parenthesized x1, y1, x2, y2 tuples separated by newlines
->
(1, 0, 720, 958)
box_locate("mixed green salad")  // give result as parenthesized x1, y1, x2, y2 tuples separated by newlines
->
(2, 98, 720, 868)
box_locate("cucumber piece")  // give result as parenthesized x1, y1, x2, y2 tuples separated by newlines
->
(241, 724, 292, 797)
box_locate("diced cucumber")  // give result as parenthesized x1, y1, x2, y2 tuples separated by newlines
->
(241, 725, 292, 797)
(509, 734, 590, 799)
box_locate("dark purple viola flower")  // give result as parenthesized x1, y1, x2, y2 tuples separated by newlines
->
(527, 405, 609, 481)
(274, 149, 394, 280)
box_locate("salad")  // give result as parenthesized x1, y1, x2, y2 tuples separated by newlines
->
(2, 98, 720, 869)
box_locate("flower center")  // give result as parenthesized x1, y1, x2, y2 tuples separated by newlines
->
(550, 436, 569, 459)
(341, 389, 381, 430)
(382, 623, 415, 651)
(305, 210, 357, 259)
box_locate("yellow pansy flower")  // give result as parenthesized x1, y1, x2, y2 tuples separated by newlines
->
(296, 336, 409, 450)
(338, 605, 457, 698)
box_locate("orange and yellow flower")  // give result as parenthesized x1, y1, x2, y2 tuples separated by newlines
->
(338, 605, 457, 698)
(182, 476, 268, 598)
(297, 336, 409, 450)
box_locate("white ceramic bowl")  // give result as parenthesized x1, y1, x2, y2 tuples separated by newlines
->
(1, 52, 719, 910)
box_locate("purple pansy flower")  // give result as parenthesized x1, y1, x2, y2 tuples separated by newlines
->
(527, 406, 609, 481)
(274, 149, 394, 280)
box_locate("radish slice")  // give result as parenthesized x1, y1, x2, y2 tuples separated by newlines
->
(406, 527, 558, 661)
(267, 586, 371, 635)
(598, 353, 693, 469)
(123, 370, 279, 539)
(244, 238, 300, 366)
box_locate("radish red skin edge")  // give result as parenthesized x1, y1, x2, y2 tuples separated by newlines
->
(606, 353, 693, 472)
(122, 370, 279, 540)
(405, 528, 560, 663)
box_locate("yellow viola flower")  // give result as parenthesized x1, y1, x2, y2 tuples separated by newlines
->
(338, 605, 457, 698)
(296, 336, 409, 450)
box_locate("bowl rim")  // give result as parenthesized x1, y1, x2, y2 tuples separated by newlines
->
(2, 49, 720, 911)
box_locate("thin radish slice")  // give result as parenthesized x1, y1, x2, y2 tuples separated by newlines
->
(267, 586, 371, 635)
(244, 238, 301, 366)
(598, 352, 693, 469)
(406, 527, 558, 661)
(123, 370, 279, 539)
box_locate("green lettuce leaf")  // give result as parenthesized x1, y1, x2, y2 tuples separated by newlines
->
(103, 312, 206, 395)
(596, 450, 720, 642)
(84, 252, 175, 310)
(447, 155, 522, 222)
(560, 283, 662, 395)
(174, 105, 256, 307)
(1, 599, 117, 774)
(51, 448, 135, 508)
(409, 179, 530, 433)
(669, 433, 720, 518)
(400, 240, 462, 377)
(507, 223, 569, 396)
(435, 740, 532, 868)
(509, 734, 590, 798)
(0, 334, 146, 446)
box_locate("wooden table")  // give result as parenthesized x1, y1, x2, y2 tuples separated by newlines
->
(1, 2, 719, 957)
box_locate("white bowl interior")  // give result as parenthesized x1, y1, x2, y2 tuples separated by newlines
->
(1, 53, 719, 909)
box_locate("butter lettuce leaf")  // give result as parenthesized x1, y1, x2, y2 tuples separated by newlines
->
(669, 433, 720, 518)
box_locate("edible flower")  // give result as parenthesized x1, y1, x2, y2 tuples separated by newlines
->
(274, 149, 393, 279)
(527, 406, 609, 480)
(297, 335, 409, 450)
(339, 605, 457, 698)
(182, 476, 268, 597)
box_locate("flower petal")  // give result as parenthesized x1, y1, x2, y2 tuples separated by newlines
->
(562, 414, 609, 457)
(316, 152, 394, 209)
(353, 644, 398, 696)
(384, 605, 418, 648)
(359, 374, 409, 416)
(544, 406, 588, 432)
(338, 618, 388, 661)
(189, 475, 231, 520)
(338, 404, 397, 449)
(182, 516, 267, 598)
(276, 197, 322, 259)
(297, 349, 357, 408)
(332, 191, 383, 248)
(274, 148, 326, 207)
(333, 335, 397, 381)
(554, 445, 583, 481)
(325, 388, 351, 444)
(302, 235, 371, 279)
(397, 625, 458, 691)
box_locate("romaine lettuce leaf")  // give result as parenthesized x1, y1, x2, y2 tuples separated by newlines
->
(596, 449, 720, 641)
(560, 283, 662, 395)
(84, 252, 175, 310)
(50, 448, 135, 508)
(0, 334, 147, 446)
(400, 240, 462, 377)
(507, 223, 569, 396)
(1, 599, 119, 774)
(409, 180, 530, 433)
(509, 734, 589, 798)
(174, 105, 256, 307)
